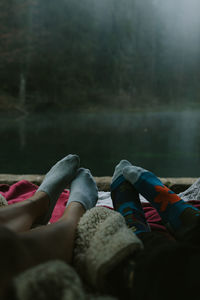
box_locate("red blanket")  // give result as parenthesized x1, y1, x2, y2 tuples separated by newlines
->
(1, 180, 200, 232)
(0, 180, 69, 223)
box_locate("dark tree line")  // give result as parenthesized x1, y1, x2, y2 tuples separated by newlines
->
(0, 0, 200, 111)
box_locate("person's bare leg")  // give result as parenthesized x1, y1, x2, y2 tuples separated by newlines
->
(20, 202, 85, 266)
(0, 154, 80, 232)
(0, 202, 85, 299)
(0, 192, 49, 232)
(19, 168, 98, 265)
(0, 168, 98, 299)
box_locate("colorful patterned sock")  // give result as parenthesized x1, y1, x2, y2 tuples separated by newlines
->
(111, 161, 151, 235)
(123, 165, 200, 235)
(111, 180, 151, 235)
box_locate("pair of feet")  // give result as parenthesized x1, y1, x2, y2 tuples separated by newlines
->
(36, 154, 98, 225)
(111, 160, 200, 237)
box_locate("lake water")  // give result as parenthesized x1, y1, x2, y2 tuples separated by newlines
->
(0, 110, 200, 177)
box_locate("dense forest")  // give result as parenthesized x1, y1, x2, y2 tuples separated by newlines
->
(0, 0, 200, 112)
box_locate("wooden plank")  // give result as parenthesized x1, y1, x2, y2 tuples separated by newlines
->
(0, 174, 198, 192)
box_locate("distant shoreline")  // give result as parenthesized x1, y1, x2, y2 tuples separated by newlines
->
(0, 102, 200, 116)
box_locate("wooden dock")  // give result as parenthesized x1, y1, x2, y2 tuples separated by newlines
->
(0, 174, 198, 193)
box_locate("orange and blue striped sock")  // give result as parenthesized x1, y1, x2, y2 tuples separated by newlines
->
(123, 165, 200, 235)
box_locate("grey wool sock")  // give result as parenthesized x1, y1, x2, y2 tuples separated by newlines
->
(37, 154, 80, 224)
(67, 168, 98, 210)
(112, 160, 132, 183)
(123, 165, 148, 185)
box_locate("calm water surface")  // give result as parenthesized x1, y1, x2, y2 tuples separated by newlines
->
(0, 110, 200, 177)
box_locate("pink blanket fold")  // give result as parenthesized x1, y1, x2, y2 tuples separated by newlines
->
(0, 180, 69, 223)
(1, 180, 200, 232)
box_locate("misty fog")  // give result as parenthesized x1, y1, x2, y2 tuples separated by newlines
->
(0, 0, 200, 176)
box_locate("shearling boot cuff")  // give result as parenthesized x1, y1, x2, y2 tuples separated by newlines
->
(74, 207, 143, 290)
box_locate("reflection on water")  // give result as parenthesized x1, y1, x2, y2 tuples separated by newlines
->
(0, 110, 200, 177)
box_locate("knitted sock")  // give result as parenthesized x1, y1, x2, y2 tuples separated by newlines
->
(67, 168, 98, 210)
(123, 165, 200, 235)
(37, 154, 80, 224)
(111, 160, 151, 235)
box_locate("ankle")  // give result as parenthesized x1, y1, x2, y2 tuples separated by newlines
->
(28, 192, 50, 219)
(62, 202, 85, 220)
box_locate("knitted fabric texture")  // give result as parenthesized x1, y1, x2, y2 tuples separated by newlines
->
(74, 206, 143, 290)
(14, 260, 116, 300)
(179, 178, 200, 201)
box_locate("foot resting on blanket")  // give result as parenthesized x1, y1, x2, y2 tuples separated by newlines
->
(66, 168, 98, 210)
(37, 154, 80, 224)
(123, 163, 200, 236)
(111, 160, 151, 235)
